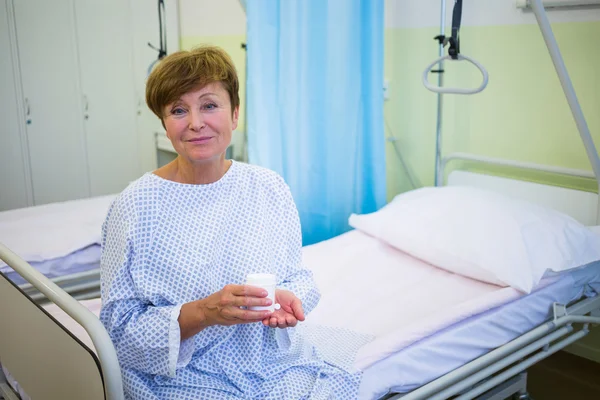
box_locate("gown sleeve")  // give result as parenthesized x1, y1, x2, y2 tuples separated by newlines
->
(275, 179, 321, 315)
(99, 195, 195, 378)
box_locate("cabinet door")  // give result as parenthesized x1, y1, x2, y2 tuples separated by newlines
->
(13, 0, 90, 205)
(0, 0, 32, 211)
(74, 0, 141, 196)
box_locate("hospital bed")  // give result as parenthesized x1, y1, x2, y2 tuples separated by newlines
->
(3, 1, 600, 398)
(0, 194, 115, 303)
(2, 156, 600, 400)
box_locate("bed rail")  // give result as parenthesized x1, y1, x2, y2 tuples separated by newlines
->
(18, 268, 102, 303)
(440, 152, 595, 184)
(391, 295, 600, 400)
(0, 242, 124, 400)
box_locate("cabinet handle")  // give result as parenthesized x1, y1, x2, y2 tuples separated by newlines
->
(83, 95, 89, 120)
(24, 98, 31, 125)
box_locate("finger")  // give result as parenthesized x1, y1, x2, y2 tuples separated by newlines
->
(228, 284, 269, 298)
(285, 314, 297, 328)
(228, 308, 272, 322)
(235, 296, 272, 308)
(280, 301, 294, 314)
(277, 319, 288, 329)
(290, 299, 305, 321)
(269, 317, 278, 328)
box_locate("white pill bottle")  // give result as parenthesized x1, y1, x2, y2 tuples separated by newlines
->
(246, 273, 280, 312)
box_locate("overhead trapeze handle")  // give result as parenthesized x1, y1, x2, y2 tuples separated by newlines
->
(423, 54, 489, 95)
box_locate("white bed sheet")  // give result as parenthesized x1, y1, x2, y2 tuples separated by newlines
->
(12, 231, 600, 400)
(359, 263, 600, 399)
(0, 194, 115, 266)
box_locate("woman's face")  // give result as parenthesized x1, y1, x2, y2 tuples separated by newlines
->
(163, 82, 239, 163)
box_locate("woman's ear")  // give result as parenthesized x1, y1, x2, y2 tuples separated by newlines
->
(232, 106, 240, 130)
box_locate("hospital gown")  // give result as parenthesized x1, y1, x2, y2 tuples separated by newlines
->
(100, 161, 366, 400)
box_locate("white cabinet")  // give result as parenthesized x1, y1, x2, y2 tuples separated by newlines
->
(73, 0, 140, 196)
(0, 0, 31, 211)
(13, 0, 90, 205)
(0, 0, 179, 211)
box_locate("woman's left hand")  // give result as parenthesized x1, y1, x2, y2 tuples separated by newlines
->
(263, 289, 305, 329)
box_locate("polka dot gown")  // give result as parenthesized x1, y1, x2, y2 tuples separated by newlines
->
(100, 161, 367, 399)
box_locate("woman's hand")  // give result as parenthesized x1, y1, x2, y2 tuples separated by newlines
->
(263, 289, 305, 329)
(179, 285, 273, 339)
(201, 284, 275, 326)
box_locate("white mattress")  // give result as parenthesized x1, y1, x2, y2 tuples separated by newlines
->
(11, 230, 600, 400)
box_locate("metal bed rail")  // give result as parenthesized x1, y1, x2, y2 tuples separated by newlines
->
(17, 268, 101, 303)
(441, 152, 595, 183)
(389, 295, 600, 400)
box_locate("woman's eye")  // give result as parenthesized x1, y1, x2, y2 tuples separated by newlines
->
(171, 108, 185, 115)
(203, 103, 217, 110)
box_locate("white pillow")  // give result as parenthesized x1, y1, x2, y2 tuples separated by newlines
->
(588, 226, 600, 236)
(348, 186, 600, 293)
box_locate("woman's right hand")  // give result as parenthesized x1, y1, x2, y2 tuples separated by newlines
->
(179, 285, 274, 339)
(200, 284, 274, 327)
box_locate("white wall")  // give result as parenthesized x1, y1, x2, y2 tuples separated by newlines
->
(385, 0, 600, 29)
(178, 0, 246, 36)
(179, 0, 600, 35)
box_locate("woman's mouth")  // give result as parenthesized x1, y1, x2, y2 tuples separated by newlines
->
(188, 137, 213, 143)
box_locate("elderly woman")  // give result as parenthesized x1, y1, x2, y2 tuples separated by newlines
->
(99, 46, 362, 399)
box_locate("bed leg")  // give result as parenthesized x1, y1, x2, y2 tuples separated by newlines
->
(514, 394, 533, 400)
(512, 372, 533, 400)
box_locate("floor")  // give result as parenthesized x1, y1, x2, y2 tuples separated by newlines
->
(527, 350, 600, 399)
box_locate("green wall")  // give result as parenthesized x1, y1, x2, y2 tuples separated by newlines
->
(385, 21, 600, 200)
(182, 21, 600, 200)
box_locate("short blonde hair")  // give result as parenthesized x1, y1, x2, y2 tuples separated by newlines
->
(146, 46, 240, 121)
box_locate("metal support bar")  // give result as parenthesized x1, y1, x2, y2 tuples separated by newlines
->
(475, 373, 527, 400)
(434, 0, 446, 187)
(530, 0, 600, 223)
(441, 152, 595, 183)
(455, 329, 588, 400)
(399, 295, 600, 400)
(429, 326, 573, 400)
(17, 269, 100, 291)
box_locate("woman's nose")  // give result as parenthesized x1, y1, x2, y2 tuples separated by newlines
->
(188, 109, 204, 131)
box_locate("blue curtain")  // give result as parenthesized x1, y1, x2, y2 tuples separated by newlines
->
(246, 0, 386, 245)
